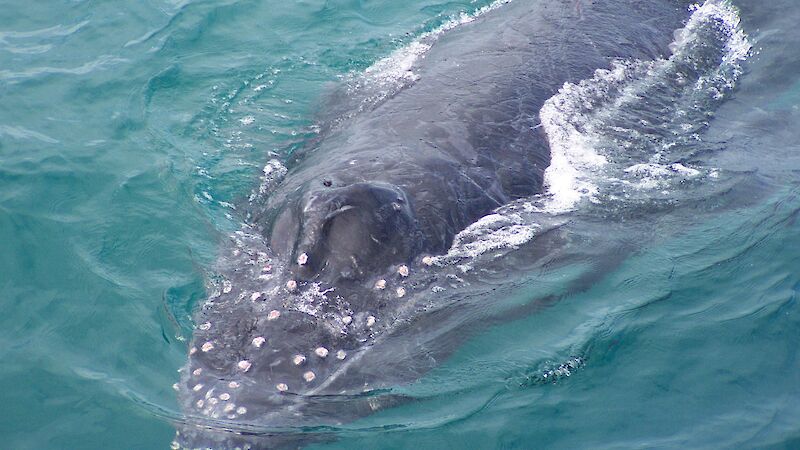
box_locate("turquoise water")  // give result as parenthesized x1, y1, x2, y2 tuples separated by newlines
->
(2, 0, 800, 449)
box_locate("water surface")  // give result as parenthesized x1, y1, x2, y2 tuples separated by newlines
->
(1, 0, 799, 448)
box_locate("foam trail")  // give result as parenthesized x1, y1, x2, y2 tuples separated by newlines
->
(539, 0, 751, 213)
(342, 0, 513, 113)
(432, 0, 751, 264)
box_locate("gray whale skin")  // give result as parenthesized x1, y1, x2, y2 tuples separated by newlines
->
(176, 0, 690, 448)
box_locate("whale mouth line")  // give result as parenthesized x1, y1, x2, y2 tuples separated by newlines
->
(323, 205, 357, 221)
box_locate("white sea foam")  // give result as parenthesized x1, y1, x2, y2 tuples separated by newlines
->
(433, 212, 541, 265)
(346, 0, 513, 107)
(442, 0, 750, 262)
(539, 0, 751, 213)
(250, 158, 287, 201)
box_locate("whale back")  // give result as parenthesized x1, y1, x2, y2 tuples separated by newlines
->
(177, 0, 694, 447)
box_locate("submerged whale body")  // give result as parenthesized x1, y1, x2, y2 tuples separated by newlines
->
(175, 0, 697, 447)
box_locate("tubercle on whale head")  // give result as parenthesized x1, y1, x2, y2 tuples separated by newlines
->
(267, 180, 423, 283)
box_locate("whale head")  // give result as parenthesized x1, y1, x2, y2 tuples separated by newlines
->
(268, 181, 421, 282)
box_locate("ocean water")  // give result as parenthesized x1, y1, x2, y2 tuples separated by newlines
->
(2, 0, 800, 449)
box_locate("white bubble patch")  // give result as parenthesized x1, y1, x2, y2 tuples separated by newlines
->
(343, 0, 513, 111)
(539, 0, 751, 213)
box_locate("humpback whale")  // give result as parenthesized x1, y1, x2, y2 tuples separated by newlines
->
(174, 0, 707, 447)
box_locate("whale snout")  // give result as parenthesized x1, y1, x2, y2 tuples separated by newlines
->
(269, 181, 421, 282)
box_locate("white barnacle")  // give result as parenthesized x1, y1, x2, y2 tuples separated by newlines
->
(297, 253, 308, 266)
(276, 383, 289, 392)
(268, 310, 281, 320)
(366, 316, 376, 327)
(196, 399, 204, 408)
(303, 371, 316, 382)
(336, 350, 346, 360)
(342, 315, 352, 325)
(201, 342, 214, 352)
(397, 265, 409, 277)
(250, 292, 262, 301)
(286, 279, 298, 292)
(189, 346, 197, 355)
(170, 441, 180, 450)
(222, 280, 232, 294)
(315, 347, 329, 358)
(198, 322, 211, 331)
(219, 393, 230, 401)
(229, 381, 240, 389)
(208, 397, 218, 405)
(396, 287, 406, 298)
(224, 403, 235, 413)
(193, 384, 204, 392)
(236, 406, 247, 415)
(172, 383, 180, 391)
(237, 360, 252, 372)
(422, 256, 434, 266)
(292, 354, 306, 365)
(192, 368, 202, 377)
(374, 279, 386, 290)
(252, 336, 266, 348)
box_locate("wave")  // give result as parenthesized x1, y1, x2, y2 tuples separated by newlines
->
(440, 0, 752, 263)
(540, 0, 751, 213)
